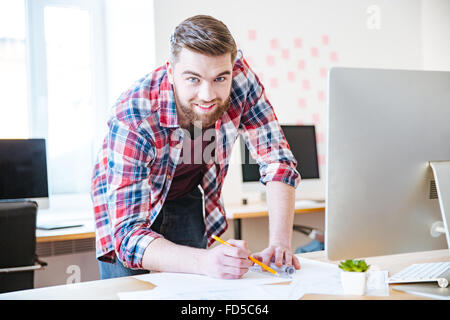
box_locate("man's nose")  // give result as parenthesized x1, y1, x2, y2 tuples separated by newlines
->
(197, 82, 215, 102)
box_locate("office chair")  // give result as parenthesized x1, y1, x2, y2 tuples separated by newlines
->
(0, 201, 47, 293)
(293, 224, 325, 254)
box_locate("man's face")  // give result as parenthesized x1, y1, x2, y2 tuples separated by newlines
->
(167, 48, 233, 128)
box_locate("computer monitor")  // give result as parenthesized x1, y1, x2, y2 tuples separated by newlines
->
(239, 125, 325, 202)
(325, 67, 450, 260)
(0, 139, 49, 209)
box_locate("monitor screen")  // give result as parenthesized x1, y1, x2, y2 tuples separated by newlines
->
(0, 139, 49, 200)
(325, 67, 450, 260)
(240, 125, 319, 183)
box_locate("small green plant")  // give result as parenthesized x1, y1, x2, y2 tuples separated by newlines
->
(338, 259, 370, 272)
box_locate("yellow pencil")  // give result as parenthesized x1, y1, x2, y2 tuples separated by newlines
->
(212, 234, 278, 276)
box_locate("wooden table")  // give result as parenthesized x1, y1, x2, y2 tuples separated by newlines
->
(226, 200, 325, 239)
(35, 200, 325, 242)
(35, 194, 96, 243)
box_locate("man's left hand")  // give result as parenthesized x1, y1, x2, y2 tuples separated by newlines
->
(252, 245, 301, 270)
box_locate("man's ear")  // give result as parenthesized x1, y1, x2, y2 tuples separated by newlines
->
(166, 60, 174, 84)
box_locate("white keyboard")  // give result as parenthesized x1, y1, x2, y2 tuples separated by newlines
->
(388, 262, 450, 288)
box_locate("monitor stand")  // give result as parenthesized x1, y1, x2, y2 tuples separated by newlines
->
(429, 161, 450, 249)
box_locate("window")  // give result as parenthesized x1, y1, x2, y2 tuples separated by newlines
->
(0, 0, 107, 195)
(0, 0, 28, 138)
(1, 0, 154, 197)
(27, 0, 107, 194)
(43, 5, 96, 193)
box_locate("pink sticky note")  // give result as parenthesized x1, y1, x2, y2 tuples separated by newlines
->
(248, 29, 257, 41)
(302, 79, 310, 90)
(330, 51, 338, 62)
(311, 47, 319, 57)
(257, 72, 264, 82)
(312, 113, 320, 124)
(318, 154, 326, 166)
(316, 132, 324, 144)
(281, 49, 290, 60)
(296, 119, 305, 125)
(294, 38, 303, 49)
(267, 55, 276, 66)
(287, 71, 296, 82)
(270, 78, 278, 88)
(270, 38, 279, 49)
(297, 60, 305, 70)
(321, 35, 329, 45)
(317, 90, 326, 101)
(298, 98, 307, 109)
(320, 67, 327, 78)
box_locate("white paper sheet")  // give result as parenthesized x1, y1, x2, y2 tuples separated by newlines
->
(287, 258, 389, 298)
(366, 270, 390, 296)
(118, 257, 389, 300)
(132, 269, 289, 294)
(118, 284, 278, 300)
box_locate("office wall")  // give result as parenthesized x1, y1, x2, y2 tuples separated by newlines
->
(104, 0, 156, 108)
(97, 0, 449, 255)
(100, 0, 450, 206)
(102, 0, 450, 210)
(421, 0, 450, 71)
(32, 0, 450, 287)
(153, 0, 423, 209)
(150, 0, 426, 251)
(35, 251, 99, 288)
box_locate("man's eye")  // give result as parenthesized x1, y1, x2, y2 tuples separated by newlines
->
(215, 77, 226, 82)
(188, 77, 199, 83)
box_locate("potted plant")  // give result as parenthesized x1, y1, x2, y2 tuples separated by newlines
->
(338, 259, 371, 295)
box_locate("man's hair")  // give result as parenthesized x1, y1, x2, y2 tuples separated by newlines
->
(169, 15, 237, 64)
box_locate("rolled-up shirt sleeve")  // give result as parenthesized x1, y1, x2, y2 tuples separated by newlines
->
(239, 64, 301, 189)
(105, 116, 163, 269)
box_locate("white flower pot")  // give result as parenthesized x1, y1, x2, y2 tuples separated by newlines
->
(340, 271, 367, 295)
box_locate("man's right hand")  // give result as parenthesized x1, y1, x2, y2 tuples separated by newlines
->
(201, 239, 253, 279)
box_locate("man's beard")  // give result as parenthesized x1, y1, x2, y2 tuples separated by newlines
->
(173, 87, 231, 129)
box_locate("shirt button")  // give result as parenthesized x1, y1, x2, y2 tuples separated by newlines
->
(167, 174, 171, 180)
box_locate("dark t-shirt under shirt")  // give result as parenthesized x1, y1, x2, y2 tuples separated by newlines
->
(166, 125, 216, 200)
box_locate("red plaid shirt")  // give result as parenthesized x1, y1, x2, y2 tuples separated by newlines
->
(91, 51, 300, 269)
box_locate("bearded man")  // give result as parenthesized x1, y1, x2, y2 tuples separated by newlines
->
(91, 15, 301, 280)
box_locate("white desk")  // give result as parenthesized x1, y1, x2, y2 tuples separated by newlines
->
(36, 193, 95, 243)
(36, 197, 325, 242)
(225, 200, 325, 239)
(1, 249, 448, 300)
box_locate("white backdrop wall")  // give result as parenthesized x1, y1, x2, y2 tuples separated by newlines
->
(33, 0, 450, 287)
(421, 0, 450, 71)
(101, 0, 449, 252)
(153, 0, 424, 206)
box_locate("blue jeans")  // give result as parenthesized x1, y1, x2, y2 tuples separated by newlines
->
(98, 186, 207, 279)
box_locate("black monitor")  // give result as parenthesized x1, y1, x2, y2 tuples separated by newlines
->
(241, 125, 320, 181)
(0, 139, 49, 208)
(240, 125, 324, 200)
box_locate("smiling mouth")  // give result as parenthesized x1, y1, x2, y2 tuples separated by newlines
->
(193, 103, 216, 110)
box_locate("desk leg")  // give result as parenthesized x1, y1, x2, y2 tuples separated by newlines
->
(234, 219, 242, 240)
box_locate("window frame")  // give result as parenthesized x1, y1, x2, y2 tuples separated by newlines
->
(24, 0, 108, 194)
